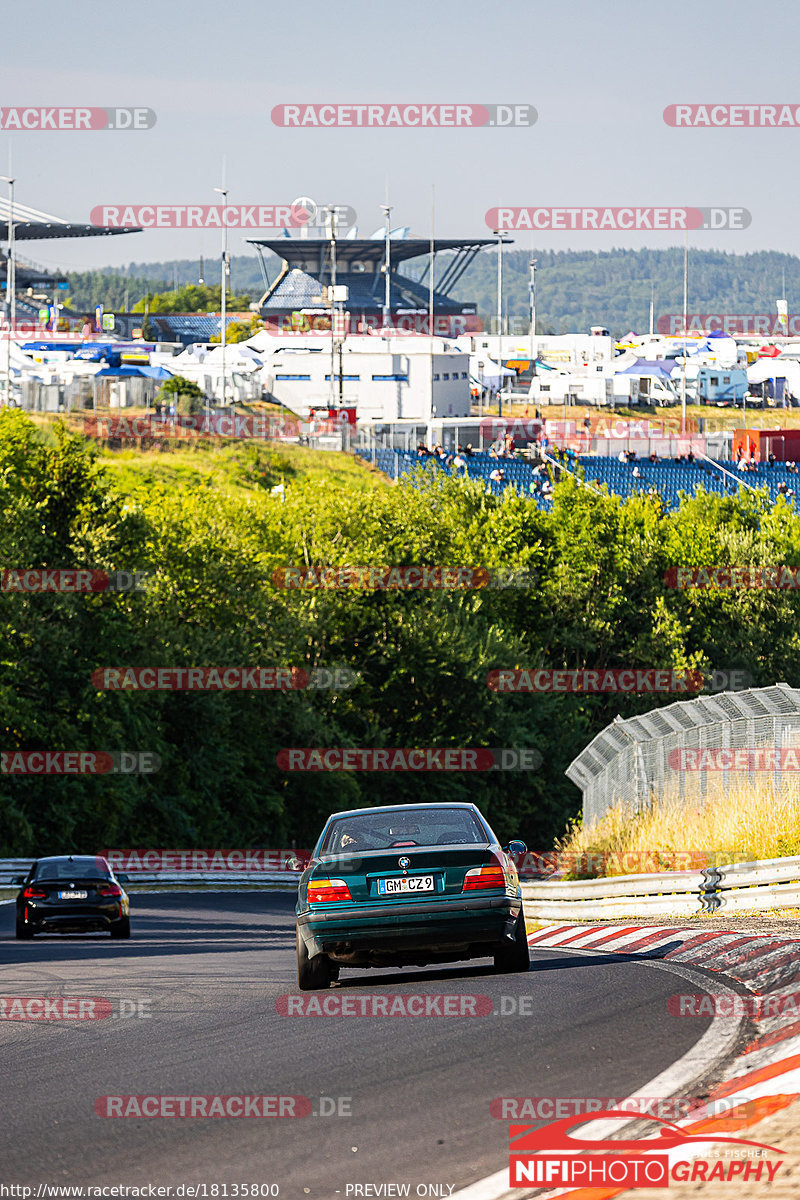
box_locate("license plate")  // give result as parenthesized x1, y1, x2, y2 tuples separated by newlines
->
(58, 891, 87, 900)
(378, 875, 434, 895)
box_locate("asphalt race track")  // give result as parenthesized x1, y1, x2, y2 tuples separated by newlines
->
(0, 893, 734, 1196)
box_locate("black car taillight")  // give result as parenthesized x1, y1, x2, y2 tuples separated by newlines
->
(98, 883, 123, 898)
(22, 886, 47, 899)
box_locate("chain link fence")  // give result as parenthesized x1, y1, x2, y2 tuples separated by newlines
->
(567, 684, 800, 826)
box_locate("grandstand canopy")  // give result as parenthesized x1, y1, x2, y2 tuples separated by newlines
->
(0, 196, 140, 241)
(247, 237, 497, 317)
(246, 237, 497, 268)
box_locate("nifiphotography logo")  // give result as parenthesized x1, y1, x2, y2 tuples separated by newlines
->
(507, 1110, 783, 1188)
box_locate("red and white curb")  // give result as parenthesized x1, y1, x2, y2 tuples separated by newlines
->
(453, 923, 800, 1199)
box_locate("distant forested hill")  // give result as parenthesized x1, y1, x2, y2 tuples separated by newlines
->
(63, 247, 800, 337)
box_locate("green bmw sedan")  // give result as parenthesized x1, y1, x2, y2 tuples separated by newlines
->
(295, 802, 529, 990)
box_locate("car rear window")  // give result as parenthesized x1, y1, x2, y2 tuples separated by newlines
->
(321, 809, 487, 854)
(32, 860, 108, 880)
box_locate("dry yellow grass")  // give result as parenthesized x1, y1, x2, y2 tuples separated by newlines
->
(556, 778, 800, 877)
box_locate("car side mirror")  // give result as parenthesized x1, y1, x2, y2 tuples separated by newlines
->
(116, 872, 130, 883)
(11, 875, 26, 885)
(504, 840, 527, 856)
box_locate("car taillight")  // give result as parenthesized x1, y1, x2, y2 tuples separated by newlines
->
(22, 886, 47, 899)
(462, 864, 506, 891)
(307, 878, 352, 904)
(99, 883, 123, 898)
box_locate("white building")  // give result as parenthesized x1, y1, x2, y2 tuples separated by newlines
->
(252, 334, 470, 422)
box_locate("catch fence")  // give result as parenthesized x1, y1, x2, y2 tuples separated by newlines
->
(567, 684, 800, 826)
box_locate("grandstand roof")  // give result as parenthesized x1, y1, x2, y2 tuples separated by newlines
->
(245, 238, 497, 268)
(0, 196, 140, 241)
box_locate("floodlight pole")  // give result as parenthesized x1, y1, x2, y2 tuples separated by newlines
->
(1, 177, 14, 406)
(681, 232, 688, 434)
(381, 203, 392, 330)
(328, 205, 338, 409)
(214, 185, 228, 406)
(494, 229, 504, 417)
(529, 258, 537, 364)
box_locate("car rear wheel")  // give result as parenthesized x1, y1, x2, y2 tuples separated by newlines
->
(493, 908, 530, 973)
(110, 916, 130, 939)
(15, 918, 34, 940)
(296, 927, 334, 990)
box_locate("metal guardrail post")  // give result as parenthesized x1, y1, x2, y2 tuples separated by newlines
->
(698, 867, 723, 913)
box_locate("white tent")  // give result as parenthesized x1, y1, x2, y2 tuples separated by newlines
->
(476, 357, 515, 390)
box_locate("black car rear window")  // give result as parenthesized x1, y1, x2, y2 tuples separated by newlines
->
(32, 860, 108, 880)
(321, 809, 487, 854)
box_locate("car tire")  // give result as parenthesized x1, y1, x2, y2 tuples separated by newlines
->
(15, 918, 34, 940)
(110, 916, 131, 939)
(493, 908, 530, 973)
(296, 927, 334, 990)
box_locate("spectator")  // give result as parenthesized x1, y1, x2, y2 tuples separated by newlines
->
(452, 453, 467, 473)
(618, 450, 628, 462)
(649, 452, 659, 463)
(632, 465, 641, 478)
(778, 480, 788, 495)
(464, 443, 474, 458)
(768, 452, 776, 468)
(489, 466, 505, 483)
(540, 478, 554, 496)
(687, 450, 695, 463)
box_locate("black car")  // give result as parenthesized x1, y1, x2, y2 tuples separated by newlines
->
(14, 855, 131, 939)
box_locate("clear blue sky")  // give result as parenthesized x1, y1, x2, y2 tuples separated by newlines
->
(3, 0, 798, 271)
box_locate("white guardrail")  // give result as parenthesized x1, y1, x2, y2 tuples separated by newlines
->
(0, 861, 301, 888)
(520, 855, 800, 919)
(3, 856, 800, 915)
